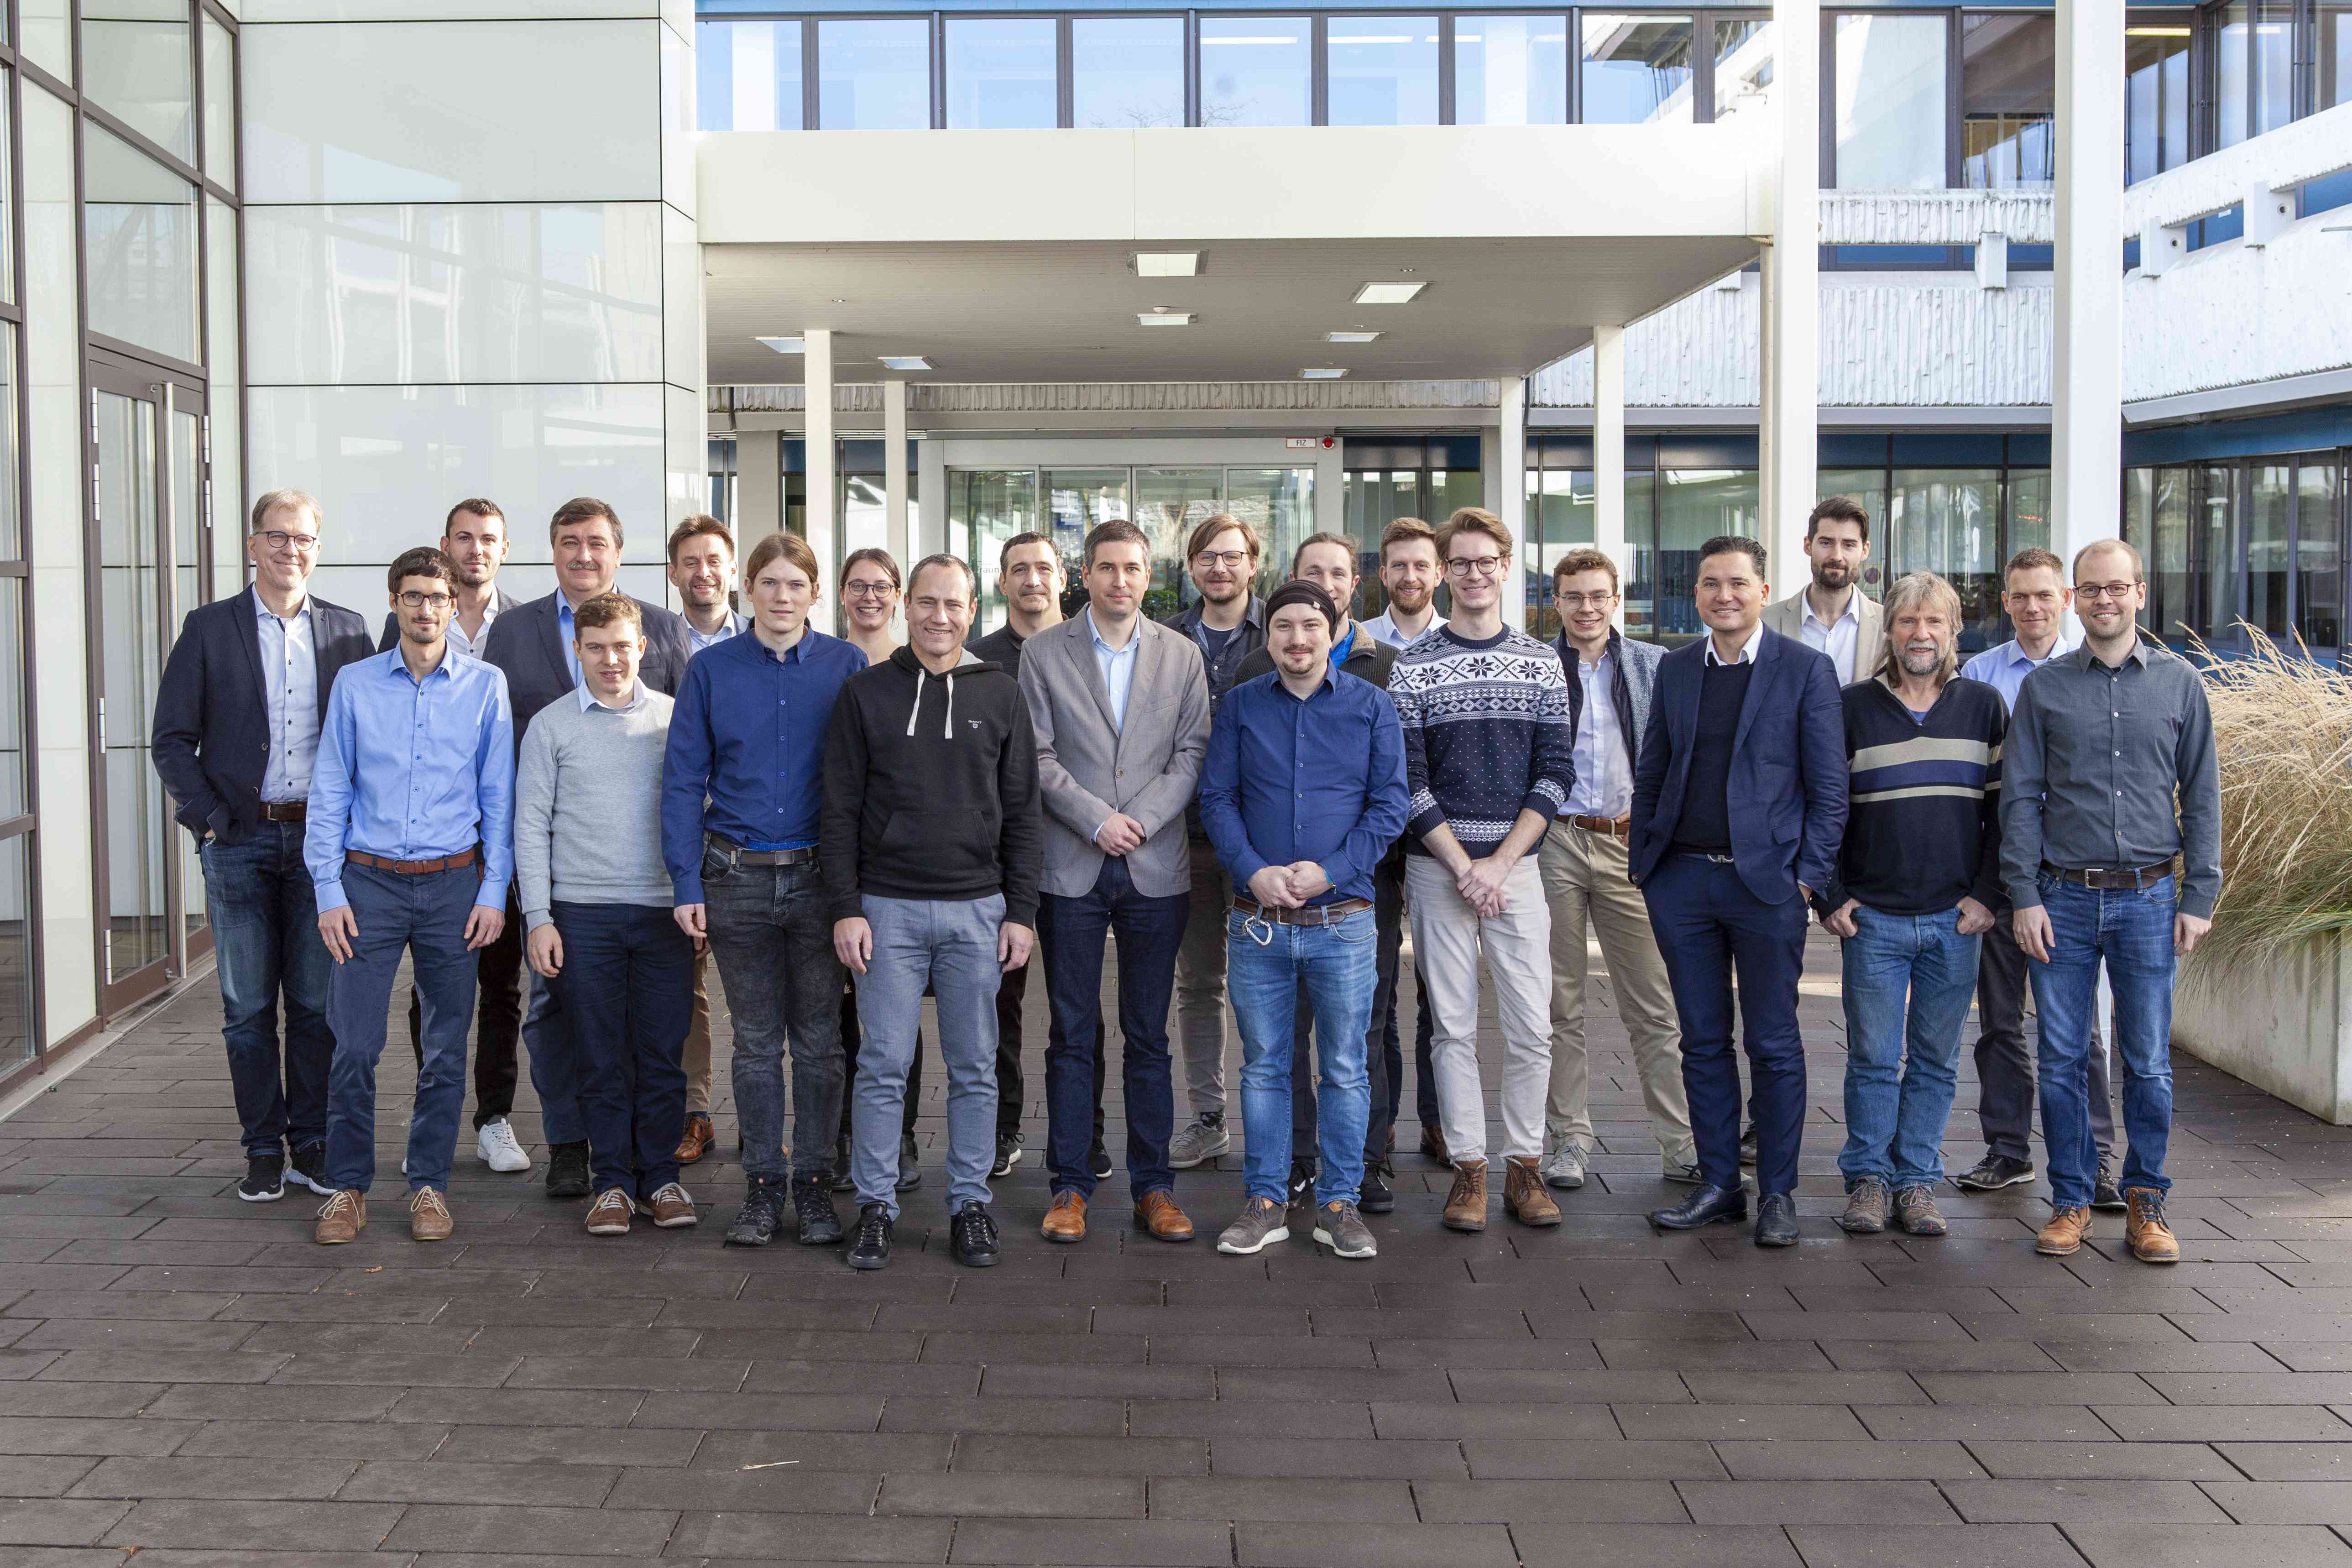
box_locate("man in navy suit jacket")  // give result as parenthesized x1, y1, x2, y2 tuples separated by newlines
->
(479, 497, 692, 1201)
(1629, 534, 1847, 1247)
(152, 489, 376, 1205)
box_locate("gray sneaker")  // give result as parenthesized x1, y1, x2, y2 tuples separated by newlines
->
(1312, 1200, 1376, 1260)
(1893, 1184, 1948, 1236)
(1539, 1143, 1585, 1190)
(1662, 1154, 1704, 1185)
(1169, 1115, 1231, 1171)
(1215, 1196, 1290, 1255)
(1839, 1175, 1890, 1234)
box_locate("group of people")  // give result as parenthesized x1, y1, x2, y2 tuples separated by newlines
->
(150, 481, 2218, 1271)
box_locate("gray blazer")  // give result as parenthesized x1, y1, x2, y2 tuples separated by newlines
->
(1018, 612, 1211, 900)
(1762, 586, 1887, 683)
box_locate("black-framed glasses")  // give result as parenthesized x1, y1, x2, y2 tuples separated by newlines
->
(397, 591, 454, 610)
(1446, 555, 1505, 578)
(2075, 581, 2141, 602)
(258, 530, 319, 554)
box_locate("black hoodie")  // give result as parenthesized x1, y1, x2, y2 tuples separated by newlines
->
(819, 645, 1044, 927)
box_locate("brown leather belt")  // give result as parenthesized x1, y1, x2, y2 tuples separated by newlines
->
(346, 845, 479, 876)
(1233, 895, 1373, 927)
(1564, 813, 1630, 839)
(258, 801, 307, 822)
(2044, 860, 2173, 890)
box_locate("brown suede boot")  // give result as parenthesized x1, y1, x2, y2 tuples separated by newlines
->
(1504, 1156, 1562, 1227)
(2035, 1203, 2091, 1256)
(2125, 1188, 2179, 1264)
(1442, 1159, 1489, 1232)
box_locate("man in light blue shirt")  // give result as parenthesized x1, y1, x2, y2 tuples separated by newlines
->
(307, 546, 515, 1247)
(256, 594, 319, 804)
(1089, 607, 1139, 731)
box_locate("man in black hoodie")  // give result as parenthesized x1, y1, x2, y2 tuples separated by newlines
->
(823, 554, 1044, 1271)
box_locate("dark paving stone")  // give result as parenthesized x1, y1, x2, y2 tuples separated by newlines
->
(949, 1434, 1203, 1475)
(0, 1422, 192, 1458)
(64, 1458, 357, 1501)
(1370, 1402, 1619, 1440)
(692, 1430, 952, 1472)
(2202, 1483, 2352, 1524)
(98, 1500, 402, 1553)
(0, 1459, 100, 1499)
(668, 1511, 951, 1562)
(1411, 1479, 1689, 1522)
(380, 1503, 679, 1555)
(1855, 1405, 2119, 1442)
(947, 1518, 1231, 1565)
(1144, 1477, 1416, 1521)
(2214, 1443, 2352, 1480)
(1463, 1438, 1722, 1479)
(1209, 1436, 1466, 1478)
(335, 1458, 619, 1505)
(1679, 1479, 1959, 1524)
(2098, 1405, 2352, 1441)
(876, 1396, 1119, 1436)
(1617, 1404, 1873, 1441)
(0, 1499, 135, 1547)
(1943, 1479, 2233, 1522)
(1514, 1524, 1801, 1568)
(1786, 1523, 2086, 1567)
(875, 1472, 1141, 1518)
(1711, 1440, 1984, 1479)
(1968, 1440, 2237, 1479)
(1234, 1521, 1518, 1568)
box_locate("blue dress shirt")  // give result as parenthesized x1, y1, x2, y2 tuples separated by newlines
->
(557, 596, 581, 688)
(686, 610, 749, 654)
(1087, 608, 1139, 732)
(1199, 669, 1410, 905)
(1959, 634, 2078, 709)
(304, 648, 516, 915)
(661, 627, 867, 903)
(254, 588, 320, 803)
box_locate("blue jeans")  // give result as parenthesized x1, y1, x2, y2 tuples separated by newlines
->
(323, 861, 481, 1194)
(2030, 872, 2177, 1209)
(1229, 904, 1380, 1206)
(702, 853, 844, 1182)
(1838, 905, 1981, 1190)
(851, 894, 1005, 1219)
(1038, 857, 1187, 1200)
(200, 822, 334, 1157)
(550, 901, 693, 1201)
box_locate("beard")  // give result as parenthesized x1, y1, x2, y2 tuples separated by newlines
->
(1388, 582, 1432, 613)
(1813, 559, 1855, 590)
(451, 560, 496, 588)
(1899, 646, 1943, 677)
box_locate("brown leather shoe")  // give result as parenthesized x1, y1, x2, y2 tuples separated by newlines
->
(1133, 1190, 1196, 1242)
(2125, 1188, 2179, 1264)
(585, 1187, 633, 1235)
(645, 1181, 698, 1228)
(314, 1189, 366, 1245)
(409, 1187, 454, 1242)
(1419, 1123, 1451, 1168)
(1041, 1190, 1087, 1243)
(1504, 1156, 1562, 1227)
(676, 1113, 715, 1166)
(2036, 1203, 2091, 1256)
(1442, 1159, 1489, 1232)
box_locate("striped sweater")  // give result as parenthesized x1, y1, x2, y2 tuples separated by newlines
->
(1822, 675, 2007, 916)
(1389, 624, 1575, 858)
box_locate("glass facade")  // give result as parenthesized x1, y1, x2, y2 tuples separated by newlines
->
(1072, 16, 1185, 128)
(1579, 13, 1693, 123)
(1455, 14, 1569, 125)
(946, 17, 1057, 130)
(2126, 12, 2193, 183)
(1326, 15, 1440, 126)
(698, 17, 804, 131)
(1711, 17, 1772, 127)
(818, 18, 931, 130)
(1834, 12, 1949, 189)
(1961, 12, 2055, 189)
(1200, 16, 1312, 127)
(2126, 450, 2350, 655)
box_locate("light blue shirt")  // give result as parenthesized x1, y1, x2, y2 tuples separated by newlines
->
(557, 596, 581, 688)
(1087, 608, 1139, 732)
(253, 588, 319, 803)
(1960, 633, 2079, 709)
(304, 648, 516, 915)
(1563, 645, 1631, 818)
(579, 679, 647, 714)
(686, 610, 748, 654)
(1362, 609, 1437, 649)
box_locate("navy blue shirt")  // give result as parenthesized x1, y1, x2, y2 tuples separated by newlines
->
(1199, 668, 1409, 905)
(661, 627, 867, 903)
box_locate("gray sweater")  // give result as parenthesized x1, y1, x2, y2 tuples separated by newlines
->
(515, 686, 677, 930)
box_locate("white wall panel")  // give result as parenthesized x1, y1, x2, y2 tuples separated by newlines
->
(662, 21, 696, 222)
(245, 0, 657, 16)
(662, 203, 703, 396)
(2123, 218, 2352, 403)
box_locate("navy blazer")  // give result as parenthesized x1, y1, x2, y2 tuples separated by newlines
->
(151, 589, 377, 847)
(377, 585, 521, 652)
(478, 589, 691, 751)
(1628, 626, 1849, 905)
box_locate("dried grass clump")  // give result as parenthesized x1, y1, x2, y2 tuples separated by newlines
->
(2189, 627, 2352, 976)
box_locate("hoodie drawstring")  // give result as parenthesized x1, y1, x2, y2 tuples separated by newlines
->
(905, 667, 959, 739)
(943, 671, 955, 738)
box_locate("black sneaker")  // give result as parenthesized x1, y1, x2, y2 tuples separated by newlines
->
(1090, 1141, 1113, 1181)
(1359, 1161, 1395, 1214)
(950, 1200, 1000, 1267)
(831, 1134, 856, 1193)
(991, 1133, 1024, 1179)
(1286, 1160, 1317, 1210)
(545, 1141, 591, 1199)
(723, 1177, 787, 1247)
(794, 1174, 845, 1245)
(1739, 1123, 1759, 1167)
(897, 1133, 921, 1191)
(237, 1152, 286, 1203)
(2092, 1163, 2128, 1213)
(845, 1203, 894, 1270)
(286, 1141, 331, 1197)
(1953, 1153, 2037, 1192)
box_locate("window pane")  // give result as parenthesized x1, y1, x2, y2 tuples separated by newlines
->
(1525, 468, 1595, 638)
(1818, 470, 1892, 584)
(0, 81, 11, 308)
(1201, 16, 1311, 128)
(946, 17, 1056, 130)
(1135, 468, 1224, 582)
(1712, 18, 1774, 126)
(202, 13, 235, 191)
(2216, 2, 2252, 146)
(1835, 14, 1948, 189)
(2254, 0, 2295, 136)
(698, 19, 803, 131)
(1891, 470, 2002, 652)
(819, 18, 930, 131)
(1225, 469, 1317, 601)
(2299, 459, 2341, 649)
(84, 123, 201, 363)
(1961, 14, 2053, 190)
(2125, 12, 2191, 183)
(2147, 465, 2192, 643)
(0, 834, 29, 1080)
(2327, 2, 2352, 109)
(950, 470, 1041, 633)
(1328, 15, 1439, 126)
(1456, 15, 1568, 125)
(1073, 16, 1185, 128)
(2197, 465, 2239, 639)
(1580, 14, 1693, 124)
(1043, 468, 1136, 605)
(2248, 462, 2292, 638)
(0, 324, 15, 560)
(0, 578, 22, 819)
(82, 0, 194, 162)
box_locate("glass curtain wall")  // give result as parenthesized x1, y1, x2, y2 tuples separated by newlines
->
(2126, 452, 2350, 656)
(1072, 16, 1185, 127)
(1960, 12, 2055, 188)
(1200, 16, 1312, 126)
(0, 44, 24, 1073)
(697, 17, 804, 130)
(2126, 11, 2193, 181)
(817, 18, 930, 129)
(945, 17, 1056, 129)
(1327, 16, 1440, 125)
(1455, 14, 1568, 123)
(1832, 12, 1949, 188)
(1579, 13, 1694, 122)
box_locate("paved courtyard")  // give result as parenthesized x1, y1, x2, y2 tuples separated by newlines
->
(5, 936, 2352, 1568)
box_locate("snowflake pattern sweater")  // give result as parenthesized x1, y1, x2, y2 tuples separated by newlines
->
(1388, 624, 1576, 858)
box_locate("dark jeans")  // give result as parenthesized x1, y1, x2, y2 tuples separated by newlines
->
(841, 978, 921, 1141)
(1976, 909, 2114, 1164)
(408, 883, 522, 1127)
(994, 956, 1029, 1140)
(1291, 859, 1402, 1171)
(323, 861, 481, 1194)
(1646, 854, 1809, 1196)
(550, 901, 693, 1201)
(201, 823, 335, 1157)
(1410, 962, 1438, 1129)
(702, 853, 843, 1182)
(1038, 857, 1187, 1199)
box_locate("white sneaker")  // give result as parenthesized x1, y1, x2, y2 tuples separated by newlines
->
(1539, 1143, 1586, 1190)
(476, 1117, 531, 1173)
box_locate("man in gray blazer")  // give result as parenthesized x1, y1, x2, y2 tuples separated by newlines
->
(1761, 495, 1886, 685)
(1019, 519, 1212, 1246)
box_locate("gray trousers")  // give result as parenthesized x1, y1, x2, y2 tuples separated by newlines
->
(1173, 844, 1231, 1119)
(1976, 912, 2114, 1164)
(849, 893, 1004, 1219)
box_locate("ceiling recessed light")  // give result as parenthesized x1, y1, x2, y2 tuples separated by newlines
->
(877, 355, 932, 371)
(756, 335, 805, 354)
(1353, 281, 1426, 305)
(1326, 331, 1381, 344)
(1301, 367, 1348, 380)
(1138, 312, 1194, 327)
(1135, 251, 1201, 277)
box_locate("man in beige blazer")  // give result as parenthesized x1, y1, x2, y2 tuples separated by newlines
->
(1018, 518, 1213, 1246)
(1761, 496, 1887, 685)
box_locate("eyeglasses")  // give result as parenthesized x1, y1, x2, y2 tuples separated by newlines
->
(2075, 581, 2141, 602)
(843, 580, 897, 599)
(1553, 591, 1615, 610)
(258, 530, 319, 554)
(1446, 555, 1505, 578)
(397, 591, 453, 610)
(1193, 549, 1250, 569)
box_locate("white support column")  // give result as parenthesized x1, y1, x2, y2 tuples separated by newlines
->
(737, 429, 782, 543)
(1767, 0, 1819, 595)
(804, 328, 837, 630)
(1757, 246, 1777, 528)
(1497, 375, 1529, 632)
(918, 436, 948, 559)
(883, 379, 910, 570)
(2053, 0, 2125, 570)
(1592, 325, 1628, 630)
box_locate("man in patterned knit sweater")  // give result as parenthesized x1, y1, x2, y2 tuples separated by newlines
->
(1387, 508, 1576, 1234)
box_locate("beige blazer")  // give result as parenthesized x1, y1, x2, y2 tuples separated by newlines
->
(1017, 613, 1212, 900)
(1762, 586, 1887, 684)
